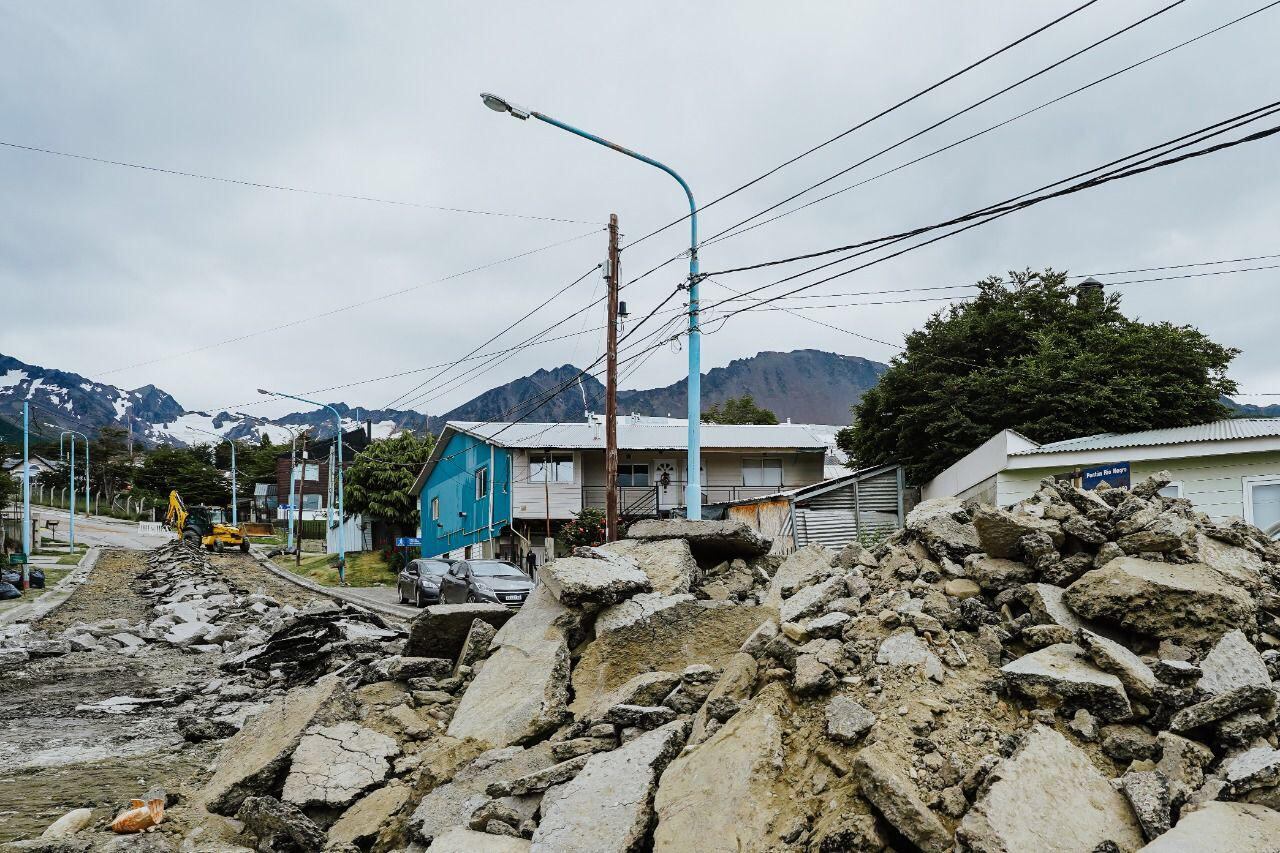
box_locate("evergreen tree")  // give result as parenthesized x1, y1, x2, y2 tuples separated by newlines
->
(703, 394, 780, 425)
(344, 431, 436, 527)
(849, 270, 1238, 484)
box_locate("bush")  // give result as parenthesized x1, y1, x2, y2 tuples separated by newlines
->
(561, 507, 606, 549)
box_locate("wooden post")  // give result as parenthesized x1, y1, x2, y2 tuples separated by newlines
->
(605, 214, 621, 542)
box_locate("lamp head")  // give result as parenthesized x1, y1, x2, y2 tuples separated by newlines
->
(480, 92, 530, 120)
(256, 389, 272, 396)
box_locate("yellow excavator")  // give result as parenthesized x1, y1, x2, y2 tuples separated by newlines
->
(164, 490, 250, 553)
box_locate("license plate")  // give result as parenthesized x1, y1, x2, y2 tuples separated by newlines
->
(502, 593, 525, 602)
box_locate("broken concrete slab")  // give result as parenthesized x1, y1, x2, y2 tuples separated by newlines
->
(405, 603, 515, 660)
(779, 574, 846, 623)
(875, 630, 944, 683)
(428, 825, 531, 852)
(1137, 801, 1280, 852)
(1002, 643, 1132, 720)
(765, 545, 833, 610)
(540, 555, 652, 607)
(492, 584, 584, 652)
(408, 742, 553, 846)
(825, 695, 875, 744)
(455, 619, 497, 677)
(1063, 557, 1256, 647)
(1168, 685, 1276, 733)
(595, 592, 695, 636)
(1222, 746, 1280, 794)
(965, 555, 1033, 592)
(201, 674, 355, 815)
(853, 745, 951, 853)
(448, 637, 570, 748)
(281, 721, 399, 807)
(653, 685, 787, 852)
(1025, 583, 1088, 632)
(957, 725, 1144, 853)
(327, 782, 410, 850)
(532, 722, 686, 853)
(596, 537, 696, 595)
(1079, 629, 1159, 701)
(488, 755, 589, 797)
(1120, 770, 1173, 841)
(1197, 629, 1271, 696)
(571, 601, 770, 717)
(582, 670, 682, 722)
(626, 518, 770, 560)
(972, 505, 1064, 558)
(906, 497, 982, 561)
(235, 795, 327, 852)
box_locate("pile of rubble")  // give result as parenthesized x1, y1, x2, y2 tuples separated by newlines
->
(19, 473, 1280, 852)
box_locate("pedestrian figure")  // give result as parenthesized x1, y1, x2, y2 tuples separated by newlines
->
(525, 549, 538, 581)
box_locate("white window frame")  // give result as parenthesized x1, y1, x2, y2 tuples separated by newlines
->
(742, 457, 784, 488)
(1156, 481, 1183, 499)
(529, 452, 574, 483)
(617, 462, 651, 487)
(294, 462, 320, 482)
(1242, 474, 1280, 535)
(430, 496, 440, 521)
(475, 466, 489, 500)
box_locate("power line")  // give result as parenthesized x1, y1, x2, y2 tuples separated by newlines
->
(618, 0, 1103, 252)
(97, 226, 604, 377)
(705, 101, 1280, 281)
(379, 263, 602, 410)
(0, 139, 598, 225)
(697, 0, 1192, 250)
(703, 0, 1280, 249)
(700, 105, 1280, 327)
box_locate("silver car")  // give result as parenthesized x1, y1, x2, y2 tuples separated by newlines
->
(439, 559, 533, 608)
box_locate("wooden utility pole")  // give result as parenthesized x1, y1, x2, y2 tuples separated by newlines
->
(605, 214, 621, 542)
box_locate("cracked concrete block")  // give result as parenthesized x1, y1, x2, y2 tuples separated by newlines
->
(532, 721, 687, 853)
(281, 722, 399, 807)
(596, 537, 697, 595)
(447, 637, 570, 748)
(1002, 643, 1132, 721)
(1137, 801, 1280, 852)
(541, 555, 652, 607)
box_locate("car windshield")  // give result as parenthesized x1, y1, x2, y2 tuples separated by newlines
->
(470, 560, 526, 578)
(417, 561, 450, 576)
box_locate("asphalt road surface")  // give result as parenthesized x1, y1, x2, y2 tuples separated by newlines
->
(31, 506, 173, 550)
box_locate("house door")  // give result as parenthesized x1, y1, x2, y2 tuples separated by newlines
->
(654, 459, 679, 509)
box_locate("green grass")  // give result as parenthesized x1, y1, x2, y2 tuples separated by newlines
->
(33, 538, 88, 559)
(272, 551, 398, 587)
(249, 534, 285, 546)
(55, 551, 85, 565)
(0, 567, 71, 612)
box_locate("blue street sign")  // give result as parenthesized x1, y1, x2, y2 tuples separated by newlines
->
(1081, 461, 1130, 491)
(395, 537, 421, 547)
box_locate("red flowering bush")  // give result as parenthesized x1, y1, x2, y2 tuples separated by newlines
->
(561, 507, 607, 549)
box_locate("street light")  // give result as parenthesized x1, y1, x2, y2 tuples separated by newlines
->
(186, 423, 241, 528)
(479, 92, 705, 520)
(237, 412, 306, 551)
(52, 426, 88, 552)
(258, 389, 347, 584)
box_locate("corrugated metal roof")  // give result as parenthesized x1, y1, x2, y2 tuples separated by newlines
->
(1011, 418, 1280, 455)
(448, 420, 829, 451)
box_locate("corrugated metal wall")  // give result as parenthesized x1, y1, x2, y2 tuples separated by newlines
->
(794, 466, 903, 549)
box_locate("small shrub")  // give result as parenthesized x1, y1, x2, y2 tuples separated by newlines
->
(561, 507, 606, 549)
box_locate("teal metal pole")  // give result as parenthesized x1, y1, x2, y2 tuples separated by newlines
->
(494, 98, 703, 519)
(68, 434, 75, 550)
(21, 403, 30, 587)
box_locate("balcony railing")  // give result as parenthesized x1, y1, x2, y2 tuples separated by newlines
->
(580, 483, 804, 517)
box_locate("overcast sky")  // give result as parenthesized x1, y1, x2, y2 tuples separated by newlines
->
(3, 1, 1278, 421)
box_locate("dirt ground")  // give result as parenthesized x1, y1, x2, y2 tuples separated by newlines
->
(0, 548, 330, 844)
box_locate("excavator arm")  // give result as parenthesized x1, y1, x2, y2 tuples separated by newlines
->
(164, 490, 188, 532)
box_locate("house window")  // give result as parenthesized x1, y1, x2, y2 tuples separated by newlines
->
(1157, 481, 1183, 499)
(530, 453, 574, 483)
(1244, 475, 1280, 539)
(475, 467, 489, 500)
(742, 457, 783, 488)
(617, 463, 650, 487)
(293, 463, 319, 482)
(430, 496, 440, 521)
(301, 493, 322, 510)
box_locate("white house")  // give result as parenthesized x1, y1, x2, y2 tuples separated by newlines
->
(922, 419, 1280, 537)
(2, 454, 58, 481)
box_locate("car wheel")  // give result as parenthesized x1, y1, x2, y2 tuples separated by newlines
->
(398, 585, 407, 605)
(415, 587, 425, 608)
(466, 591, 478, 603)
(239, 539, 250, 553)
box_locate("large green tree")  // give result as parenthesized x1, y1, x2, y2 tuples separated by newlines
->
(848, 269, 1239, 484)
(133, 444, 231, 506)
(703, 394, 780, 425)
(344, 431, 436, 527)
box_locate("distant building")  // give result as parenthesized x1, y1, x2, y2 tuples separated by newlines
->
(2, 454, 58, 481)
(922, 419, 1280, 537)
(410, 415, 832, 562)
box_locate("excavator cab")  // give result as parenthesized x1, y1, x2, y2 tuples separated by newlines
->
(165, 490, 250, 553)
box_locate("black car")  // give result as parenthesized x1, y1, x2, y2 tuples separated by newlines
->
(439, 559, 533, 608)
(397, 558, 454, 608)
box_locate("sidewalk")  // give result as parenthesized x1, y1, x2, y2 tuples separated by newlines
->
(0, 547, 100, 627)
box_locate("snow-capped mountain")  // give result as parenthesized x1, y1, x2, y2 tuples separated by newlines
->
(0, 352, 428, 447)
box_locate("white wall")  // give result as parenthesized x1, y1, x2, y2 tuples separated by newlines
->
(512, 450, 582, 520)
(923, 431, 1033, 500)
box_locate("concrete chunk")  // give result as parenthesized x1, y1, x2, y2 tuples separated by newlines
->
(1197, 629, 1270, 696)
(1002, 643, 1132, 720)
(626, 518, 771, 560)
(957, 725, 1144, 853)
(281, 721, 399, 807)
(1063, 557, 1256, 646)
(532, 722, 686, 853)
(596, 537, 696, 595)
(406, 603, 515, 659)
(447, 637, 570, 748)
(541, 555, 652, 607)
(1137, 801, 1280, 852)
(853, 746, 951, 853)
(428, 826, 531, 852)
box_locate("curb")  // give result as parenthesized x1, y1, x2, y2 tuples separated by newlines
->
(0, 546, 101, 627)
(246, 546, 417, 622)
